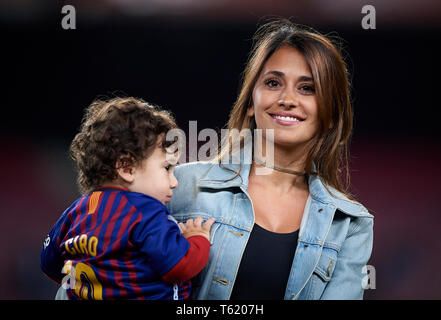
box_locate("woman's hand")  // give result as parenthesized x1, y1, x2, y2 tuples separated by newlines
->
(179, 217, 215, 242)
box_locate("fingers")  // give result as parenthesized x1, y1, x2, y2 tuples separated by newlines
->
(194, 217, 203, 227)
(185, 219, 194, 228)
(203, 217, 216, 231)
(178, 222, 186, 232)
(180, 217, 215, 230)
(179, 217, 215, 241)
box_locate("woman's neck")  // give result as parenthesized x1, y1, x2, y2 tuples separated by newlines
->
(251, 141, 310, 193)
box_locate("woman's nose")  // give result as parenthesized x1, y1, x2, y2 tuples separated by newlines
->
(278, 90, 298, 108)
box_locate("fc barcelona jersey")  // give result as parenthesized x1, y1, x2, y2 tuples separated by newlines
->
(40, 187, 191, 300)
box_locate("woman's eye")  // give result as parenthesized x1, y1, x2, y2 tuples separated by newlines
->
(299, 85, 315, 94)
(264, 79, 280, 88)
(165, 165, 171, 171)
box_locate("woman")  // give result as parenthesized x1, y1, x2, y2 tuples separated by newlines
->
(168, 18, 373, 300)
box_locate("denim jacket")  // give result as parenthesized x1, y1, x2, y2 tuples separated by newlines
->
(168, 143, 374, 300)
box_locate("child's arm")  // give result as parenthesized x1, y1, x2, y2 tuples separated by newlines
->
(162, 218, 215, 283)
(40, 217, 66, 284)
(131, 205, 215, 282)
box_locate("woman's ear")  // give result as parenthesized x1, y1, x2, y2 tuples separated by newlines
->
(247, 104, 255, 117)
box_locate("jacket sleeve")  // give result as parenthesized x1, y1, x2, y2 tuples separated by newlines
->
(320, 216, 374, 299)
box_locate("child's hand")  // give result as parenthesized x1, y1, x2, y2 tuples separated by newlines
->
(179, 217, 215, 242)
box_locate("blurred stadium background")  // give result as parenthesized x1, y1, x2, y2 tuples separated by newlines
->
(1, 0, 440, 299)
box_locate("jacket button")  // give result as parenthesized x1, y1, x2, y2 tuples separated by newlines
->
(304, 244, 309, 248)
(318, 208, 323, 212)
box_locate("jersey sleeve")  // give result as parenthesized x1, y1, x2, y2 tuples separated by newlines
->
(161, 235, 210, 283)
(130, 196, 190, 276)
(40, 214, 68, 283)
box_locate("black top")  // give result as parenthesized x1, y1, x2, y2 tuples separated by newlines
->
(230, 224, 299, 300)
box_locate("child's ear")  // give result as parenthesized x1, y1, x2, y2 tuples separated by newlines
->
(116, 166, 135, 183)
(116, 157, 136, 183)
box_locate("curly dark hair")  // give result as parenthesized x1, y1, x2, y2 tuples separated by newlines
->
(70, 96, 178, 193)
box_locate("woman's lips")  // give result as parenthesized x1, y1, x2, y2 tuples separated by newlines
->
(271, 114, 303, 126)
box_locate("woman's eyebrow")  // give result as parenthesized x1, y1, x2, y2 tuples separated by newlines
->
(262, 70, 314, 82)
(298, 75, 314, 82)
(263, 70, 285, 78)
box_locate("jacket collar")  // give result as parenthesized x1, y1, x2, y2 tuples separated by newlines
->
(197, 141, 370, 218)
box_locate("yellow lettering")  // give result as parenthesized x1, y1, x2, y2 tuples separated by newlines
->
(73, 235, 80, 253)
(62, 260, 72, 275)
(79, 234, 89, 255)
(64, 234, 98, 257)
(74, 263, 103, 300)
(65, 238, 77, 255)
(88, 236, 98, 257)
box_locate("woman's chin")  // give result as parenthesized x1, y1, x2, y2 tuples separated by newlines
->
(264, 135, 308, 148)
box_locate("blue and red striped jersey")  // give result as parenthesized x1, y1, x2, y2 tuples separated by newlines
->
(40, 187, 192, 300)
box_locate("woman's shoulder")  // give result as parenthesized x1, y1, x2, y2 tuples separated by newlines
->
(309, 175, 373, 219)
(328, 187, 373, 219)
(174, 161, 217, 181)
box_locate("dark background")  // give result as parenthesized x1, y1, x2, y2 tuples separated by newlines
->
(1, 0, 440, 299)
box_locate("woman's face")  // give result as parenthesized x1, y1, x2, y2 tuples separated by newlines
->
(249, 45, 320, 148)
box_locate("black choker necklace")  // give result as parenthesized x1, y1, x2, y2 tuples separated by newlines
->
(253, 158, 306, 176)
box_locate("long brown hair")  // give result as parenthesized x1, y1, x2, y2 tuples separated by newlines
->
(219, 18, 355, 199)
